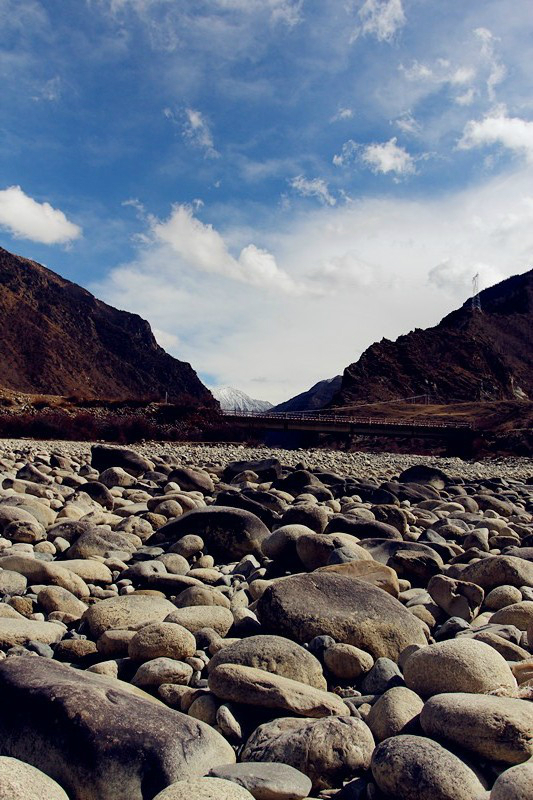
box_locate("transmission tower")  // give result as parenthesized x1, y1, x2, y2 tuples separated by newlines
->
(471, 273, 482, 312)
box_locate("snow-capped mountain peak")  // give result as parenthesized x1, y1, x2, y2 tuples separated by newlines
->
(211, 386, 273, 412)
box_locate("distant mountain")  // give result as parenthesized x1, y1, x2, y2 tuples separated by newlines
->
(212, 386, 273, 412)
(0, 246, 215, 404)
(331, 269, 533, 407)
(272, 376, 342, 412)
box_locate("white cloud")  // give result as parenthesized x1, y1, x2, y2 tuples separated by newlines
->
(151, 203, 303, 293)
(95, 166, 533, 403)
(289, 175, 336, 206)
(353, 0, 405, 43)
(0, 186, 82, 244)
(361, 137, 416, 177)
(458, 108, 533, 163)
(454, 88, 476, 107)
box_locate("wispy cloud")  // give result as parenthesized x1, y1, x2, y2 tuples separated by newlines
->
(163, 107, 219, 159)
(0, 186, 81, 244)
(289, 175, 336, 206)
(352, 0, 406, 44)
(330, 107, 354, 122)
(458, 107, 533, 164)
(474, 27, 506, 101)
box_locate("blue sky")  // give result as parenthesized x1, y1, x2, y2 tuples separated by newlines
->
(1, 0, 533, 402)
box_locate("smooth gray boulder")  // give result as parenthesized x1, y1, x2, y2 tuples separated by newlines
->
(0, 657, 235, 800)
(256, 573, 427, 661)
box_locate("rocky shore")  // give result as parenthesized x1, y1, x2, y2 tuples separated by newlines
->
(0, 439, 531, 799)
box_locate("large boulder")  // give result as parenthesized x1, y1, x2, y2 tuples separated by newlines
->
(325, 516, 403, 541)
(91, 445, 153, 476)
(241, 716, 374, 791)
(421, 693, 533, 765)
(256, 573, 427, 661)
(371, 735, 487, 800)
(0, 555, 89, 598)
(0, 657, 235, 800)
(0, 756, 69, 800)
(158, 507, 270, 560)
(207, 635, 326, 690)
(460, 556, 533, 589)
(366, 687, 424, 742)
(397, 465, 450, 488)
(222, 458, 282, 483)
(403, 639, 517, 696)
(167, 467, 214, 495)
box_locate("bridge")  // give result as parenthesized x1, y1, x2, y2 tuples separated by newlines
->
(222, 409, 474, 444)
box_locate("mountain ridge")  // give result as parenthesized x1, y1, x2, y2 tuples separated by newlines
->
(330, 269, 533, 407)
(0, 246, 215, 404)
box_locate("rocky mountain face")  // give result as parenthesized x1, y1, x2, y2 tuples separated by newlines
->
(0, 247, 215, 404)
(331, 269, 533, 407)
(212, 386, 273, 413)
(273, 376, 342, 412)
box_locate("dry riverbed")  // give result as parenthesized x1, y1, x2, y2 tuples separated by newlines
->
(0, 439, 531, 800)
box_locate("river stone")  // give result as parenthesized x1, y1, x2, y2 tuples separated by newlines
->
(366, 686, 424, 742)
(490, 601, 533, 630)
(66, 529, 138, 560)
(323, 643, 374, 680)
(0, 756, 69, 800)
(404, 638, 517, 696)
(490, 762, 533, 800)
(421, 693, 533, 764)
(165, 606, 234, 636)
(208, 762, 313, 800)
(153, 777, 255, 800)
(0, 618, 64, 647)
(167, 467, 215, 495)
(241, 716, 374, 791)
(37, 586, 88, 619)
(128, 622, 197, 661)
(174, 585, 231, 609)
(0, 569, 27, 596)
(57, 559, 113, 584)
(131, 657, 193, 688)
(427, 574, 484, 621)
(371, 735, 487, 800)
(0, 555, 89, 598)
(256, 573, 427, 661)
(208, 663, 348, 717)
(460, 556, 533, 589)
(325, 516, 403, 541)
(82, 594, 176, 638)
(158, 507, 270, 560)
(0, 656, 235, 800)
(207, 635, 326, 690)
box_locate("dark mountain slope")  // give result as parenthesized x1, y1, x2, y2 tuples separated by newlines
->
(273, 376, 343, 412)
(331, 269, 533, 406)
(0, 247, 214, 404)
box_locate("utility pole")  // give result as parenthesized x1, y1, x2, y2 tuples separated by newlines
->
(471, 273, 482, 312)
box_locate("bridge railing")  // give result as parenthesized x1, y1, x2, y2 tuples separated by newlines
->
(221, 410, 473, 430)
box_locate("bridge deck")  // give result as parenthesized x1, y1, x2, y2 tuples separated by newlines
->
(222, 410, 473, 438)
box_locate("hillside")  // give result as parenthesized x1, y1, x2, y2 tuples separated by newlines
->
(0, 247, 214, 404)
(331, 269, 533, 406)
(273, 376, 342, 412)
